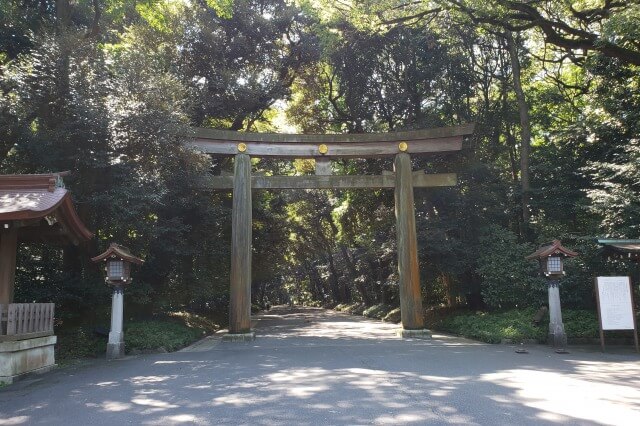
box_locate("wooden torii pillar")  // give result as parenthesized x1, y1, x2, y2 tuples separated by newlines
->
(188, 124, 475, 340)
(230, 153, 252, 335)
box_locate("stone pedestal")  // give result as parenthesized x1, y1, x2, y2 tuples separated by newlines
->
(548, 280, 567, 347)
(397, 328, 432, 339)
(107, 286, 125, 359)
(106, 341, 125, 359)
(222, 332, 256, 342)
(0, 335, 57, 384)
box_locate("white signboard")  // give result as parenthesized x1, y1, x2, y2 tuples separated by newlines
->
(596, 277, 635, 330)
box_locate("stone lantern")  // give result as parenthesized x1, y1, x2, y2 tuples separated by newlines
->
(526, 240, 578, 348)
(92, 243, 143, 359)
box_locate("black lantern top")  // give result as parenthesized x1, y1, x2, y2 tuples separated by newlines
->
(526, 240, 578, 277)
(91, 243, 144, 285)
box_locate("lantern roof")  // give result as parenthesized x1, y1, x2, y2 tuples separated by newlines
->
(525, 240, 578, 260)
(0, 172, 93, 244)
(91, 243, 144, 265)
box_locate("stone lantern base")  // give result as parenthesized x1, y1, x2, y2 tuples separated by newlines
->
(397, 328, 432, 339)
(548, 322, 568, 347)
(222, 332, 256, 342)
(107, 341, 125, 359)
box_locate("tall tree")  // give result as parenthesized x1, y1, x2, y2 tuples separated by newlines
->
(505, 30, 531, 228)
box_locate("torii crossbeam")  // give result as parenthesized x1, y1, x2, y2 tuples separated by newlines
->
(188, 123, 475, 340)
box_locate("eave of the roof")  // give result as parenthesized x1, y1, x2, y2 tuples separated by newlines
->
(56, 195, 94, 243)
(0, 173, 93, 244)
(596, 239, 640, 254)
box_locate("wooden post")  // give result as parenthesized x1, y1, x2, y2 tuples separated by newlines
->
(394, 153, 425, 330)
(0, 227, 18, 305)
(630, 278, 640, 353)
(229, 153, 253, 334)
(595, 278, 606, 352)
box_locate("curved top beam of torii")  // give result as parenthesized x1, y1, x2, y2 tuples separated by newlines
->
(188, 123, 474, 158)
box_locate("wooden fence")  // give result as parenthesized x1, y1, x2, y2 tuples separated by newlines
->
(0, 303, 55, 340)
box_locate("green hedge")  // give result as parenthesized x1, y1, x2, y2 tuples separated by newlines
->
(124, 320, 206, 352)
(562, 310, 600, 338)
(429, 308, 546, 343)
(334, 303, 366, 315)
(363, 304, 394, 319)
(56, 313, 219, 363)
(428, 308, 638, 343)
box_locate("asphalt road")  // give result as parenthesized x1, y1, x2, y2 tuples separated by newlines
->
(1, 306, 639, 425)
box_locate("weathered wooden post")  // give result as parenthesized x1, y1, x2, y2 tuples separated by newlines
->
(394, 151, 430, 338)
(92, 243, 144, 359)
(526, 240, 577, 349)
(226, 150, 255, 341)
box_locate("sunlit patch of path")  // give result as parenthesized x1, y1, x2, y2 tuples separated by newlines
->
(1, 306, 639, 425)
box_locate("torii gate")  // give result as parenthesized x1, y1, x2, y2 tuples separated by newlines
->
(188, 123, 475, 340)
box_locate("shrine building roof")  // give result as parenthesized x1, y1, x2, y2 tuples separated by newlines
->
(0, 172, 93, 244)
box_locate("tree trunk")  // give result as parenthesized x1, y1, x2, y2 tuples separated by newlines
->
(325, 251, 343, 302)
(325, 216, 370, 305)
(304, 261, 322, 302)
(442, 273, 455, 307)
(506, 31, 532, 228)
(55, 0, 72, 27)
(339, 245, 371, 305)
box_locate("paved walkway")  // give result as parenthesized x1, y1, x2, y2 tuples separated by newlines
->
(1, 307, 640, 425)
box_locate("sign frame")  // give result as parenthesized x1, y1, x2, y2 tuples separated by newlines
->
(594, 276, 639, 353)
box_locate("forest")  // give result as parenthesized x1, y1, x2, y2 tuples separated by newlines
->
(1, 0, 639, 340)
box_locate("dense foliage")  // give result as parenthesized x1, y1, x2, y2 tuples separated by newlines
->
(55, 312, 219, 361)
(1, 0, 639, 326)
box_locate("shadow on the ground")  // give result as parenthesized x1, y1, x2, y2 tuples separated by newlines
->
(1, 307, 639, 425)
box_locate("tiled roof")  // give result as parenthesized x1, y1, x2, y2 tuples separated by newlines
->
(0, 173, 92, 243)
(0, 187, 67, 218)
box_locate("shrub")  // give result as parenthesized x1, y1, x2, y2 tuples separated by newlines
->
(562, 310, 600, 338)
(363, 304, 393, 319)
(56, 326, 107, 362)
(335, 303, 366, 314)
(428, 308, 626, 343)
(429, 308, 547, 343)
(476, 225, 545, 308)
(348, 304, 366, 315)
(383, 307, 401, 323)
(55, 312, 220, 362)
(125, 320, 206, 352)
